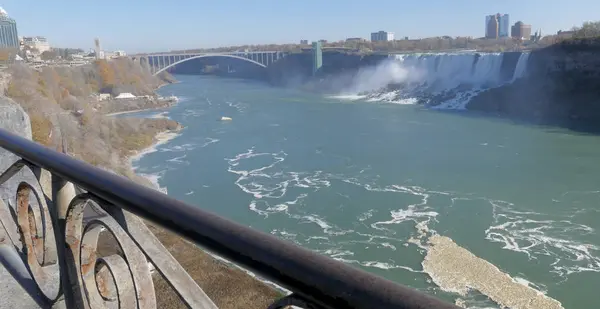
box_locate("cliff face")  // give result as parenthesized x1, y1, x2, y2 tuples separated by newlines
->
(0, 96, 34, 218)
(0, 96, 31, 140)
(467, 39, 600, 131)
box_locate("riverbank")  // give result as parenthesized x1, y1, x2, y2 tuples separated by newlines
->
(96, 95, 178, 115)
(105, 106, 173, 117)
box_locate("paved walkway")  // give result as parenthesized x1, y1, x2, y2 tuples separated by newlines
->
(0, 244, 58, 309)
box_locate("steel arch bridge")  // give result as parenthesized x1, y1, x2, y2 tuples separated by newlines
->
(131, 51, 287, 75)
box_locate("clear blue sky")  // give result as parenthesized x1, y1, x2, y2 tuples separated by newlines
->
(3, 0, 599, 53)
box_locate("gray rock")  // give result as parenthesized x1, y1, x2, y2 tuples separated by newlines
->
(0, 96, 55, 308)
(0, 96, 31, 140)
(0, 95, 33, 213)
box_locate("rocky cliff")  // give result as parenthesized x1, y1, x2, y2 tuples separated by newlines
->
(467, 39, 600, 131)
(0, 96, 36, 228)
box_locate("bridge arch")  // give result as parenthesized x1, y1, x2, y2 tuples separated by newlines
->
(151, 54, 267, 75)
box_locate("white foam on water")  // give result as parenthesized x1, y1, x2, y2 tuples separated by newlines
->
(226, 148, 331, 204)
(181, 108, 206, 118)
(387, 97, 419, 105)
(380, 242, 397, 251)
(485, 199, 600, 276)
(328, 94, 367, 100)
(224, 100, 248, 112)
(430, 89, 482, 110)
(294, 214, 352, 236)
(514, 276, 548, 294)
(200, 137, 220, 148)
(148, 111, 170, 119)
(159, 142, 198, 153)
(166, 154, 188, 165)
(173, 96, 190, 103)
(138, 170, 168, 194)
(320, 247, 423, 272)
(223, 148, 568, 307)
(357, 209, 374, 221)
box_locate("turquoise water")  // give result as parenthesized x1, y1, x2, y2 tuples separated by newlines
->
(134, 75, 600, 308)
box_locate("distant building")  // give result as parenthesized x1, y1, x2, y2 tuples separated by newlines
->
(346, 37, 366, 42)
(531, 29, 543, 42)
(498, 14, 510, 37)
(556, 30, 575, 39)
(485, 14, 499, 39)
(21, 36, 50, 53)
(115, 93, 136, 100)
(94, 38, 102, 60)
(90, 93, 111, 101)
(318, 39, 328, 44)
(511, 21, 532, 40)
(300, 40, 308, 45)
(371, 31, 394, 42)
(0, 7, 19, 49)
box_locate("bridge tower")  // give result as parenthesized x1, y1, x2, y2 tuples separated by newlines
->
(312, 41, 322, 76)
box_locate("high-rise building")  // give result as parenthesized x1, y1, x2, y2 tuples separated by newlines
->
(485, 14, 509, 38)
(371, 31, 394, 42)
(0, 7, 19, 49)
(300, 40, 308, 45)
(485, 15, 499, 39)
(511, 21, 532, 40)
(94, 38, 102, 59)
(498, 14, 510, 37)
(22, 36, 50, 53)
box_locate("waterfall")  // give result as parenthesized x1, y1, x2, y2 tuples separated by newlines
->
(392, 53, 506, 93)
(512, 52, 530, 81)
(471, 53, 504, 85)
(340, 52, 528, 110)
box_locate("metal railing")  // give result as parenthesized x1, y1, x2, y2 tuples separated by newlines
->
(0, 127, 459, 309)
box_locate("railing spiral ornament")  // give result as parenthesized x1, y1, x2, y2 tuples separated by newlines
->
(0, 160, 61, 303)
(64, 193, 156, 309)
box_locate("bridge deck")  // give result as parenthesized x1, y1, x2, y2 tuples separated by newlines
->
(132, 51, 288, 75)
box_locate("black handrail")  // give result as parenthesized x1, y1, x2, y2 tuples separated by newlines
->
(0, 128, 459, 309)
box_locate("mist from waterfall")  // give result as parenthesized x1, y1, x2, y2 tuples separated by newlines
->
(334, 52, 531, 109)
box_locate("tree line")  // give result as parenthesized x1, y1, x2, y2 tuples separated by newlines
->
(4, 58, 177, 186)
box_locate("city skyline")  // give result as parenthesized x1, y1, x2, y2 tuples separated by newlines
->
(2, 0, 600, 53)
